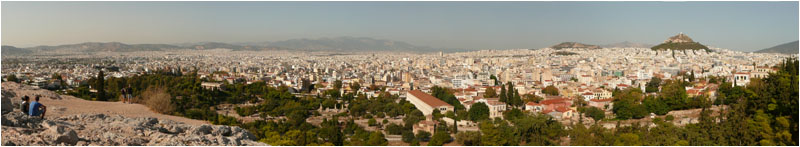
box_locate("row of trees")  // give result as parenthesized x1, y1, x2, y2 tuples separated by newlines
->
(456, 114, 566, 145)
(613, 77, 714, 120)
(596, 58, 798, 145)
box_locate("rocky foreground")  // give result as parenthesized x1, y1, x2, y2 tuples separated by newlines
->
(1, 89, 267, 146)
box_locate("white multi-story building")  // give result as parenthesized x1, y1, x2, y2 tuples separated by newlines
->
(475, 98, 507, 119)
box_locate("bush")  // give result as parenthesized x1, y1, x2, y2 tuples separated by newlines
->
(140, 86, 175, 114)
(368, 118, 378, 126)
(455, 131, 482, 146)
(428, 131, 452, 146)
(386, 123, 405, 135)
(364, 113, 373, 119)
(402, 131, 415, 143)
(410, 139, 420, 146)
(416, 131, 431, 142)
(665, 115, 675, 121)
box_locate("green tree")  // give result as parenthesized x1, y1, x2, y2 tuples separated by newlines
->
(5, 74, 19, 83)
(645, 77, 662, 93)
(333, 80, 343, 90)
(542, 85, 559, 96)
(484, 87, 497, 98)
(660, 80, 689, 110)
(513, 115, 565, 145)
(614, 133, 642, 146)
(428, 131, 452, 146)
(95, 70, 107, 101)
(502, 108, 525, 120)
(506, 82, 523, 107)
(416, 131, 431, 142)
(479, 120, 518, 145)
(350, 82, 361, 93)
(489, 75, 499, 85)
(499, 85, 508, 104)
(643, 96, 670, 115)
(455, 131, 482, 146)
(569, 123, 596, 146)
(368, 118, 378, 126)
(582, 106, 606, 124)
(468, 102, 490, 122)
(612, 88, 646, 119)
(367, 131, 389, 146)
(402, 131, 416, 143)
(410, 139, 420, 146)
(523, 94, 543, 103)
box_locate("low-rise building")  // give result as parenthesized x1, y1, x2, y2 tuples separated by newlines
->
(406, 90, 454, 115)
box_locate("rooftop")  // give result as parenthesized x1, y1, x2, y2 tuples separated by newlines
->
(408, 90, 453, 107)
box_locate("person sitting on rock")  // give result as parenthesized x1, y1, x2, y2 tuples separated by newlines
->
(28, 95, 47, 119)
(20, 96, 30, 115)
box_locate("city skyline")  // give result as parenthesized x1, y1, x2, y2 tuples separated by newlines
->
(2, 1, 798, 52)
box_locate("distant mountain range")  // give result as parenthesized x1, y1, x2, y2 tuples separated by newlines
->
(755, 41, 798, 54)
(1, 37, 456, 55)
(24, 42, 182, 53)
(550, 42, 601, 50)
(651, 33, 710, 51)
(268, 37, 434, 52)
(1, 45, 33, 55)
(602, 41, 654, 48)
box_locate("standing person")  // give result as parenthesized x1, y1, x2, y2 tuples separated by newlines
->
(121, 87, 129, 104)
(125, 86, 133, 104)
(20, 96, 30, 115)
(28, 96, 47, 119)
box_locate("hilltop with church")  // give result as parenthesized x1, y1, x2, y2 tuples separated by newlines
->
(651, 33, 711, 52)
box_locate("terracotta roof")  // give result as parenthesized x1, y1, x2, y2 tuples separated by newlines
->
(526, 102, 542, 106)
(540, 98, 570, 105)
(555, 106, 571, 112)
(408, 90, 453, 107)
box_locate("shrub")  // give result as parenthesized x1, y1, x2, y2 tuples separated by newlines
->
(416, 131, 431, 142)
(402, 131, 415, 143)
(428, 131, 452, 146)
(665, 115, 675, 121)
(140, 86, 175, 114)
(368, 118, 378, 126)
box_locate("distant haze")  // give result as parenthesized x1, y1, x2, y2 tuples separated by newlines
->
(2, 1, 798, 52)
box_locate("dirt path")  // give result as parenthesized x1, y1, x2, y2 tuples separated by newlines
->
(3, 82, 208, 125)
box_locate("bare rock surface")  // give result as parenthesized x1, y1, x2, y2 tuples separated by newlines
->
(1, 82, 268, 146)
(2, 112, 267, 146)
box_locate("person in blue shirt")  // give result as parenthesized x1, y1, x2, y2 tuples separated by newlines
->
(28, 96, 47, 119)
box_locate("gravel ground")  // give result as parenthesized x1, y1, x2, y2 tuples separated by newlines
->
(2, 82, 208, 125)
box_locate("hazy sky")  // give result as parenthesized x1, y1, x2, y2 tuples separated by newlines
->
(2, 1, 797, 51)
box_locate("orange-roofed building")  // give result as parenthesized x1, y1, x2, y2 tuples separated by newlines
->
(406, 90, 454, 115)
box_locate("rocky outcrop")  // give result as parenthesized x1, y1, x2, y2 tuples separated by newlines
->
(2, 90, 16, 114)
(663, 33, 694, 43)
(1, 106, 267, 146)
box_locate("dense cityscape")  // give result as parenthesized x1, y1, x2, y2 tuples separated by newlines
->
(2, 32, 798, 145)
(2, 1, 798, 146)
